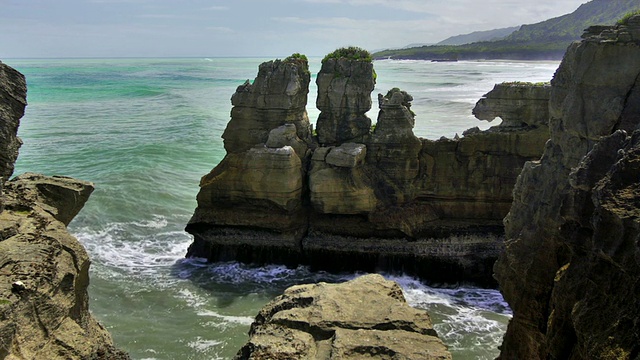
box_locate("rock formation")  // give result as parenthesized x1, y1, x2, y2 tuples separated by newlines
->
(315, 49, 375, 145)
(0, 61, 26, 212)
(494, 17, 640, 359)
(0, 62, 129, 359)
(187, 50, 550, 285)
(187, 56, 313, 266)
(235, 274, 452, 360)
(473, 82, 550, 128)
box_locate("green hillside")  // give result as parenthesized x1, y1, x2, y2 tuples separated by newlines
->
(373, 0, 640, 60)
(437, 26, 520, 46)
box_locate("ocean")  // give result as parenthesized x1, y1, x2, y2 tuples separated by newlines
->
(6, 57, 559, 360)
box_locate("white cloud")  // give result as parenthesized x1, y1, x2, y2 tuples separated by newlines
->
(206, 26, 234, 33)
(203, 6, 229, 11)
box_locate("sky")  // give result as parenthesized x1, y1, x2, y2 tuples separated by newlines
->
(1, 0, 588, 58)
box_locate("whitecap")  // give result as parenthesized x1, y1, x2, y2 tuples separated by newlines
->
(197, 310, 254, 326)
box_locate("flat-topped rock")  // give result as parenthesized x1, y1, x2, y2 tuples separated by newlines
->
(325, 143, 367, 168)
(472, 82, 551, 128)
(235, 274, 452, 360)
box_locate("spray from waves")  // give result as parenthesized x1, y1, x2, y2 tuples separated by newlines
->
(73, 215, 191, 282)
(388, 274, 510, 359)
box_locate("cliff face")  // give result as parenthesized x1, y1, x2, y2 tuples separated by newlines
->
(235, 274, 452, 360)
(187, 55, 550, 285)
(494, 17, 640, 359)
(0, 62, 26, 212)
(0, 62, 129, 359)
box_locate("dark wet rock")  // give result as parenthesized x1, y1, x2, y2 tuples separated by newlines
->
(494, 16, 640, 359)
(0, 61, 27, 212)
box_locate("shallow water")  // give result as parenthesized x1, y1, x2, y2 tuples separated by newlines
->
(6, 57, 559, 359)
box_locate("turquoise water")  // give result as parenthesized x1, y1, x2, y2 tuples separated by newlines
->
(6, 57, 559, 359)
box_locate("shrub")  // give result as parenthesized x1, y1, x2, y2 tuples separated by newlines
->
(617, 9, 640, 25)
(285, 53, 308, 62)
(322, 46, 372, 63)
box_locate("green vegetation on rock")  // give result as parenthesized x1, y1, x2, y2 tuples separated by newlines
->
(285, 53, 308, 63)
(617, 9, 640, 24)
(323, 46, 372, 63)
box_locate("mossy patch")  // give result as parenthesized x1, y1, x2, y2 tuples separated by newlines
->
(617, 10, 640, 25)
(323, 46, 372, 63)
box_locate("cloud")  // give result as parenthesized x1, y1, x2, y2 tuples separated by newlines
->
(206, 26, 234, 33)
(203, 6, 229, 11)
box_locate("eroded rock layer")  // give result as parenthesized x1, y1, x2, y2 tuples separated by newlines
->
(187, 57, 313, 265)
(187, 55, 550, 285)
(235, 274, 452, 360)
(494, 18, 640, 359)
(315, 58, 375, 145)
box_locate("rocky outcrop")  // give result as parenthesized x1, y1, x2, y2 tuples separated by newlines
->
(315, 53, 375, 145)
(473, 82, 550, 128)
(187, 56, 313, 265)
(1, 174, 129, 359)
(494, 18, 640, 359)
(0, 61, 26, 212)
(235, 274, 452, 360)
(187, 51, 550, 285)
(0, 62, 129, 359)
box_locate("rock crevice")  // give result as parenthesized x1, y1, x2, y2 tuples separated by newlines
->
(494, 17, 640, 359)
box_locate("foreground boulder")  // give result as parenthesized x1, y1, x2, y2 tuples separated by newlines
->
(187, 50, 551, 285)
(494, 17, 640, 359)
(0, 61, 129, 359)
(0, 174, 129, 359)
(235, 274, 452, 360)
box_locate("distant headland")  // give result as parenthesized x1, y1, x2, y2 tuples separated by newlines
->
(373, 0, 640, 61)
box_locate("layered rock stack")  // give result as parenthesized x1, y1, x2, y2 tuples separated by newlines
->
(494, 17, 640, 359)
(417, 83, 551, 222)
(187, 49, 551, 285)
(186, 56, 313, 265)
(235, 274, 452, 360)
(315, 49, 375, 145)
(0, 62, 129, 359)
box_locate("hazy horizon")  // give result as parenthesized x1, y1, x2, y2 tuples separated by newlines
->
(2, 0, 587, 59)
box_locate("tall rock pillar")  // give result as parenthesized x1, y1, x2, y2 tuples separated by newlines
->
(315, 48, 375, 145)
(186, 55, 313, 265)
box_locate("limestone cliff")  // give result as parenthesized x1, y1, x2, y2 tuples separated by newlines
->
(235, 274, 452, 360)
(0, 62, 129, 359)
(187, 51, 550, 285)
(494, 17, 640, 359)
